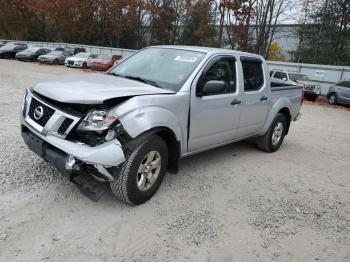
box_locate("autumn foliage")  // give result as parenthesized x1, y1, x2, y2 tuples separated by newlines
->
(0, 1, 283, 52)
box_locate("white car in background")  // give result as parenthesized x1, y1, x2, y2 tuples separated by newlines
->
(65, 52, 97, 68)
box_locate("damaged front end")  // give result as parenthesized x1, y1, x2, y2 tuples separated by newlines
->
(20, 89, 132, 201)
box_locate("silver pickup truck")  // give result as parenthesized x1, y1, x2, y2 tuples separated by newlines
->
(21, 46, 303, 205)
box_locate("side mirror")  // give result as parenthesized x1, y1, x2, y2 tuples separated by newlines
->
(198, 80, 226, 96)
(282, 77, 287, 81)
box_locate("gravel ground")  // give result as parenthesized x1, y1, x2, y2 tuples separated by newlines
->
(0, 59, 350, 262)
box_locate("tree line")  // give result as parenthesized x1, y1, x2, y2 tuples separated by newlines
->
(0, 0, 349, 65)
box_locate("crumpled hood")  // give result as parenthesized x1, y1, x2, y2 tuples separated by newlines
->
(32, 74, 174, 104)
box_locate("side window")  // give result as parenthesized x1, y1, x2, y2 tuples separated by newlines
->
(337, 81, 350, 88)
(270, 71, 274, 77)
(242, 60, 264, 91)
(202, 58, 236, 95)
(273, 71, 287, 80)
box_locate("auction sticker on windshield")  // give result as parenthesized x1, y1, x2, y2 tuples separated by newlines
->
(174, 56, 198, 63)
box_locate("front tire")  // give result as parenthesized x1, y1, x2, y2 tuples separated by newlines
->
(82, 62, 87, 69)
(328, 93, 337, 105)
(257, 113, 287, 153)
(110, 135, 168, 205)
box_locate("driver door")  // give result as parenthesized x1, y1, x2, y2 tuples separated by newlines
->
(188, 56, 241, 152)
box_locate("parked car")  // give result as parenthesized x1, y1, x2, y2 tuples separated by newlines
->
(15, 47, 51, 62)
(72, 47, 86, 55)
(20, 46, 303, 205)
(327, 80, 350, 106)
(0, 42, 28, 58)
(270, 69, 321, 101)
(65, 52, 97, 68)
(55, 47, 86, 55)
(90, 54, 122, 71)
(54, 47, 65, 51)
(37, 50, 72, 65)
(0, 40, 10, 48)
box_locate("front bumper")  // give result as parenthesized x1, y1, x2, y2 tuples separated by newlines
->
(304, 89, 320, 96)
(21, 91, 126, 168)
(65, 61, 83, 68)
(21, 127, 116, 201)
(38, 59, 54, 64)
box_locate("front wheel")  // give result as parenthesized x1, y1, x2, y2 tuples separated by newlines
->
(328, 93, 337, 105)
(257, 113, 287, 153)
(110, 135, 168, 205)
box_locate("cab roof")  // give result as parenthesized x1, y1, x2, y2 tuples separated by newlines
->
(152, 45, 264, 59)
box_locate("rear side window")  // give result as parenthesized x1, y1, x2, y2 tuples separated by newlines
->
(242, 59, 264, 91)
(273, 71, 287, 80)
(337, 81, 350, 88)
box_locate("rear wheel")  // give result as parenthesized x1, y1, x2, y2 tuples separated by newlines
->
(110, 135, 168, 205)
(257, 113, 287, 153)
(328, 93, 337, 105)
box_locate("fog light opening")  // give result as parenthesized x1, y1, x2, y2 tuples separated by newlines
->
(65, 155, 80, 171)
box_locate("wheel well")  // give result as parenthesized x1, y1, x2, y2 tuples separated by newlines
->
(327, 92, 336, 98)
(278, 107, 291, 135)
(155, 128, 181, 174)
(126, 127, 181, 174)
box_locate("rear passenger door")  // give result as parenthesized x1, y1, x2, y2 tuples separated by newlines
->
(236, 57, 269, 138)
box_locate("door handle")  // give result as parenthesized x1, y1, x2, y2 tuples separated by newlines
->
(260, 96, 268, 101)
(231, 99, 241, 105)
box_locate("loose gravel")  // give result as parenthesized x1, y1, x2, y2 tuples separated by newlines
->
(0, 59, 350, 262)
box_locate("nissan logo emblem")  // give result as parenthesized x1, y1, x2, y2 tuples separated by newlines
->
(33, 106, 44, 120)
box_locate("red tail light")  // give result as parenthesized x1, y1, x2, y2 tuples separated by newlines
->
(301, 89, 304, 105)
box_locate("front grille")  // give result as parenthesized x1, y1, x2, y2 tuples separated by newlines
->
(58, 118, 74, 134)
(67, 60, 74, 65)
(28, 98, 55, 127)
(305, 86, 315, 90)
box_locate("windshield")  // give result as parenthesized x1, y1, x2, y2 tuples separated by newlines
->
(289, 73, 310, 81)
(47, 51, 62, 56)
(74, 52, 90, 58)
(108, 47, 206, 91)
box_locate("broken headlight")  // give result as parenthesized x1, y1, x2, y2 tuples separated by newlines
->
(77, 110, 118, 132)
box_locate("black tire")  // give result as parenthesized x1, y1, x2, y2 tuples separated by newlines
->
(82, 62, 87, 69)
(110, 135, 168, 205)
(328, 93, 337, 105)
(53, 59, 59, 65)
(257, 113, 287, 153)
(306, 95, 318, 101)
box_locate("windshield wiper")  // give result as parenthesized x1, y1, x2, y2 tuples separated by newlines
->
(108, 73, 161, 88)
